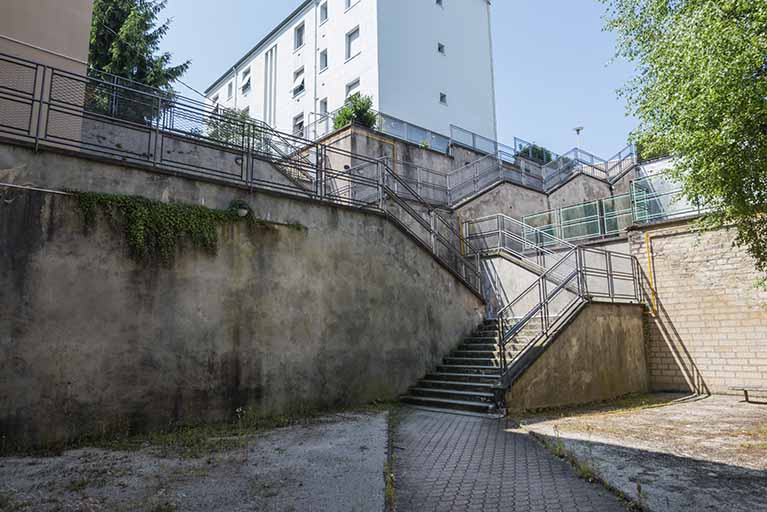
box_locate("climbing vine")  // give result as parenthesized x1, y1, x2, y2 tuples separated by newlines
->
(75, 191, 263, 265)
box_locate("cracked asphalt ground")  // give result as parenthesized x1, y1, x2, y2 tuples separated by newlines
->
(0, 412, 387, 512)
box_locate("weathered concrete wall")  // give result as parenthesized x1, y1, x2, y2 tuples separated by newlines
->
(629, 221, 767, 394)
(0, 156, 484, 448)
(506, 303, 648, 412)
(456, 182, 549, 222)
(547, 174, 614, 210)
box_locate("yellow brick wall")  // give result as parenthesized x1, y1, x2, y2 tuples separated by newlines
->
(629, 220, 767, 394)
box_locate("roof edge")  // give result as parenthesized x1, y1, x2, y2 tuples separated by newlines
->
(204, 0, 314, 95)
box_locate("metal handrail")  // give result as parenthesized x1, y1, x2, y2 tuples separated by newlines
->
(0, 52, 482, 297)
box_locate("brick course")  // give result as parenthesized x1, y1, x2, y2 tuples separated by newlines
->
(629, 220, 767, 393)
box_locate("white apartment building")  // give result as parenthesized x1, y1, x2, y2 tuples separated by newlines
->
(204, 0, 497, 144)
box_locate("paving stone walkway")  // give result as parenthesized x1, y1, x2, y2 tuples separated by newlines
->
(394, 408, 627, 512)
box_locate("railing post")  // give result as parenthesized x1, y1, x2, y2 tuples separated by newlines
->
(377, 161, 385, 210)
(315, 144, 324, 200)
(606, 251, 615, 301)
(429, 209, 437, 252)
(33, 65, 47, 152)
(152, 97, 162, 167)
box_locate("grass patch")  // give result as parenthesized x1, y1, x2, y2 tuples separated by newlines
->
(0, 493, 27, 512)
(532, 431, 648, 511)
(149, 503, 177, 512)
(4, 401, 397, 459)
(384, 404, 401, 512)
(66, 478, 91, 493)
(517, 393, 685, 423)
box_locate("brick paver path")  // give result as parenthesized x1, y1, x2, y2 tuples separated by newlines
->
(394, 408, 626, 512)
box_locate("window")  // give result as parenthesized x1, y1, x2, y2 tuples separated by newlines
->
(438, 42, 446, 55)
(227, 82, 233, 99)
(293, 113, 305, 137)
(241, 67, 251, 94)
(293, 67, 306, 98)
(320, 2, 328, 23)
(345, 0, 358, 10)
(346, 78, 360, 98)
(439, 92, 448, 105)
(319, 49, 328, 71)
(346, 27, 360, 60)
(294, 22, 305, 50)
(319, 98, 328, 115)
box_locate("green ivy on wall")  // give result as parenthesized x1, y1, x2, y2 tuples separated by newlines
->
(75, 192, 265, 265)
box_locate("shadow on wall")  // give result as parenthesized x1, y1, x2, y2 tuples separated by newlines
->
(532, 432, 766, 512)
(481, 258, 509, 318)
(640, 268, 710, 395)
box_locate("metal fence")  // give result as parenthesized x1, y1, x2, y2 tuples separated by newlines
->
(495, 242, 643, 387)
(0, 52, 481, 294)
(522, 193, 633, 244)
(631, 172, 703, 224)
(307, 108, 451, 153)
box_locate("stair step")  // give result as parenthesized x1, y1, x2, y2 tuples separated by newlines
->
(401, 395, 496, 414)
(427, 372, 501, 383)
(458, 343, 497, 352)
(443, 357, 498, 366)
(464, 336, 498, 343)
(410, 387, 496, 400)
(452, 350, 498, 358)
(437, 364, 501, 375)
(419, 379, 501, 391)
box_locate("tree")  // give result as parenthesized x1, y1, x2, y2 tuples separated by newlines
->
(205, 107, 251, 147)
(602, 0, 767, 285)
(88, 0, 189, 123)
(333, 94, 378, 130)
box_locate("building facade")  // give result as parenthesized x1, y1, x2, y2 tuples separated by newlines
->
(0, 0, 93, 74)
(204, 0, 497, 142)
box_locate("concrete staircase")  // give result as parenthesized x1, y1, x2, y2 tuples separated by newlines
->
(401, 319, 540, 414)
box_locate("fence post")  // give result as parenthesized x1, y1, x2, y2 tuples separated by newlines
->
(429, 209, 437, 252)
(315, 144, 324, 200)
(377, 160, 385, 210)
(606, 251, 615, 301)
(152, 97, 162, 167)
(33, 65, 47, 152)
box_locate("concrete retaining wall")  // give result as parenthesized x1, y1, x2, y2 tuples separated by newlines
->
(506, 303, 648, 412)
(0, 153, 485, 447)
(629, 220, 767, 394)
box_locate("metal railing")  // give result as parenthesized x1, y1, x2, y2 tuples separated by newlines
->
(449, 125, 561, 166)
(461, 212, 642, 387)
(494, 242, 643, 387)
(307, 107, 451, 153)
(522, 193, 633, 244)
(463, 214, 578, 284)
(631, 171, 704, 224)
(0, 52, 481, 295)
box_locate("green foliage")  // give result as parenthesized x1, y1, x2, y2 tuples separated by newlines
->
(602, 0, 767, 279)
(75, 192, 259, 265)
(205, 107, 251, 146)
(518, 144, 556, 165)
(89, 0, 189, 123)
(333, 93, 378, 130)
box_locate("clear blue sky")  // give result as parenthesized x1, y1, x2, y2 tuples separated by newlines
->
(159, 1, 637, 158)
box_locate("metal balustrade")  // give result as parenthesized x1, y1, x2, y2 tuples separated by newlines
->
(631, 172, 704, 224)
(0, 52, 481, 295)
(523, 193, 633, 244)
(460, 212, 643, 387)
